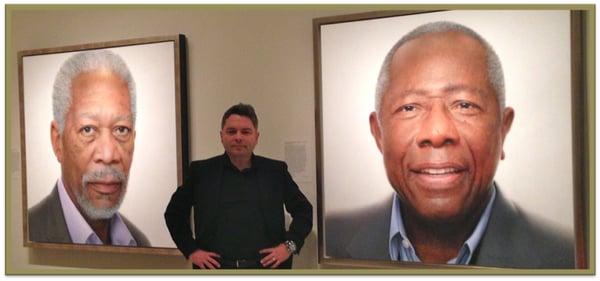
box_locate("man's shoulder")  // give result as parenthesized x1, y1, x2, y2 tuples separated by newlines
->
(253, 155, 286, 169)
(28, 187, 61, 224)
(325, 197, 392, 260)
(120, 214, 151, 247)
(188, 155, 225, 171)
(192, 154, 224, 165)
(476, 189, 575, 268)
(27, 186, 71, 243)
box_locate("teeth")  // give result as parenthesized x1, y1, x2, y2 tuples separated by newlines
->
(420, 168, 458, 175)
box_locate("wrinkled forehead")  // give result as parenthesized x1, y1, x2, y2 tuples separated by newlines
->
(391, 31, 487, 70)
(71, 69, 128, 88)
(68, 70, 133, 114)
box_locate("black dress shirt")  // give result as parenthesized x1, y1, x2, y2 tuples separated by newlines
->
(211, 156, 271, 260)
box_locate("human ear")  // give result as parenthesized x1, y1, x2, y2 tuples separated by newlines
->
(369, 112, 384, 153)
(500, 107, 515, 160)
(50, 121, 63, 163)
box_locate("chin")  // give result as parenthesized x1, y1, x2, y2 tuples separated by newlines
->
(421, 211, 465, 224)
(413, 200, 467, 223)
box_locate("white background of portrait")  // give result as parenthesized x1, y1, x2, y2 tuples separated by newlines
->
(320, 10, 574, 234)
(23, 41, 178, 248)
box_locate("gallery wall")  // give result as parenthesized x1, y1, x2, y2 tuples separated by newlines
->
(7, 5, 376, 271)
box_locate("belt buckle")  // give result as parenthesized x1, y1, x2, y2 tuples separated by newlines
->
(236, 259, 247, 268)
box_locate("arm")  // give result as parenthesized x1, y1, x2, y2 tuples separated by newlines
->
(164, 163, 198, 258)
(281, 162, 313, 253)
(259, 163, 313, 268)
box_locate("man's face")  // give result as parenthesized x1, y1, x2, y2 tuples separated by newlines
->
(51, 69, 135, 220)
(370, 31, 514, 223)
(220, 114, 259, 159)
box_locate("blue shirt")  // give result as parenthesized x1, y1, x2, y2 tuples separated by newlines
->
(57, 178, 137, 246)
(389, 184, 496, 264)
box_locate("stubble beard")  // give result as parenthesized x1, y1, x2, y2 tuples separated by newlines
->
(77, 166, 128, 220)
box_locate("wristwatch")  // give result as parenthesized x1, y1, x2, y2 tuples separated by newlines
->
(284, 240, 297, 254)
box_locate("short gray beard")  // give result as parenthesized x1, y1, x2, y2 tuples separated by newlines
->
(78, 166, 128, 220)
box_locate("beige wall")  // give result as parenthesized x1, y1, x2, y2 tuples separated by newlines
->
(7, 5, 375, 272)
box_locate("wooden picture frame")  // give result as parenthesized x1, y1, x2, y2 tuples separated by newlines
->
(313, 9, 591, 270)
(18, 35, 189, 255)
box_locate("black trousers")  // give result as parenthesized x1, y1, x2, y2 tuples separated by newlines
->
(192, 256, 292, 269)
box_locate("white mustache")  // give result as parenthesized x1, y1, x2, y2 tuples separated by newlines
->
(82, 166, 126, 184)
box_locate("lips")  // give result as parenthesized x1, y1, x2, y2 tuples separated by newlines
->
(88, 181, 121, 194)
(417, 167, 461, 175)
(410, 163, 467, 189)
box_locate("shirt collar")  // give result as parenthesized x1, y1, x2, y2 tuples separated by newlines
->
(223, 152, 256, 171)
(57, 178, 137, 246)
(389, 183, 497, 264)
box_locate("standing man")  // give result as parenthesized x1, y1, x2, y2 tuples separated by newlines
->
(165, 103, 313, 269)
(28, 50, 149, 247)
(326, 21, 574, 268)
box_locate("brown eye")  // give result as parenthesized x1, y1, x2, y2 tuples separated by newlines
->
(458, 102, 473, 109)
(80, 126, 96, 137)
(114, 126, 130, 135)
(401, 105, 416, 112)
(114, 126, 131, 140)
(452, 100, 482, 116)
(394, 103, 420, 119)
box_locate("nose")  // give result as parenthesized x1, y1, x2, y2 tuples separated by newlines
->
(93, 130, 121, 164)
(234, 131, 243, 142)
(415, 104, 460, 148)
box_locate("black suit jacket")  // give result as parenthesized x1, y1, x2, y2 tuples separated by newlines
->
(28, 185, 150, 247)
(164, 154, 313, 266)
(326, 187, 574, 269)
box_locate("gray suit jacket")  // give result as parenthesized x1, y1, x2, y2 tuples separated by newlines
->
(326, 188, 574, 269)
(28, 185, 151, 247)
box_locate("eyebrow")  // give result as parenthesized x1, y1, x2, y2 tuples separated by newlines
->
(398, 84, 484, 97)
(226, 127, 253, 131)
(442, 84, 485, 95)
(77, 112, 133, 123)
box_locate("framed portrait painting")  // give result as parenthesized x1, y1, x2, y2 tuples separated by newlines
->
(314, 9, 590, 270)
(19, 35, 189, 254)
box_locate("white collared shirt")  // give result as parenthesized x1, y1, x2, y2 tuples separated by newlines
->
(389, 184, 497, 264)
(57, 178, 137, 246)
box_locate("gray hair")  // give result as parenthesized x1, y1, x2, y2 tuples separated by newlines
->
(52, 50, 136, 133)
(375, 21, 505, 119)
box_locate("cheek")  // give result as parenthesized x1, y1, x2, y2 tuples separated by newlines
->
(64, 136, 90, 168)
(381, 121, 414, 155)
(118, 140, 135, 168)
(460, 122, 503, 178)
(380, 124, 413, 178)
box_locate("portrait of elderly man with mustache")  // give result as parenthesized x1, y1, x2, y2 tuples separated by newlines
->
(27, 50, 150, 247)
(326, 21, 574, 268)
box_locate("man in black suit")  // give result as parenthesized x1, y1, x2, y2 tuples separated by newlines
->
(165, 103, 313, 269)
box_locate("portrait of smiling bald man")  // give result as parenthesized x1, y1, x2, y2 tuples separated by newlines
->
(326, 21, 574, 268)
(27, 50, 149, 247)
